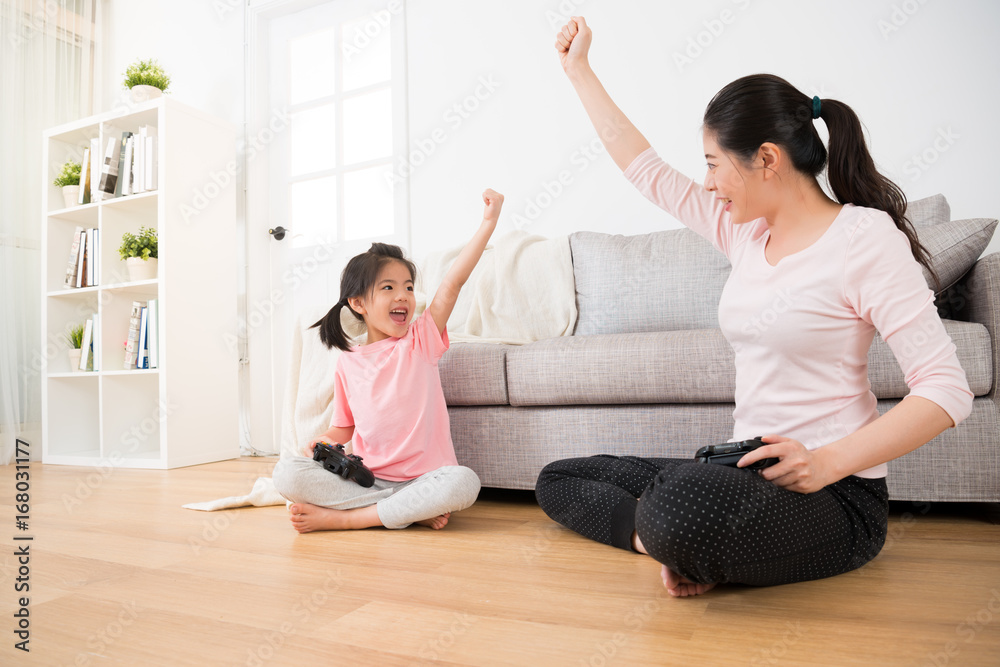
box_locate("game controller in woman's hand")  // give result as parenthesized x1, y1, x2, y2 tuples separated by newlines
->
(312, 442, 376, 487)
(693, 437, 779, 470)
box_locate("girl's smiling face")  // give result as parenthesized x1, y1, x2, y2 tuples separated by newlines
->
(349, 260, 415, 344)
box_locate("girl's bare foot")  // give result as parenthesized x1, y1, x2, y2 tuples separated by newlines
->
(416, 513, 451, 530)
(288, 503, 382, 533)
(661, 565, 716, 597)
(632, 530, 647, 554)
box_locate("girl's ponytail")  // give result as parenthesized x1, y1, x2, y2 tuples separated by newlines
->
(311, 298, 354, 352)
(821, 99, 939, 289)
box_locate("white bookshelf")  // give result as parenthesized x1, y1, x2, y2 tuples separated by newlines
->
(41, 97, 239, 469)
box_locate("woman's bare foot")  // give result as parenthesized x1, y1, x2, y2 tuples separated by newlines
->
(661, 565, 716, 597)
(416, 513, 451, 530)
(634, 532, 714, 596)
(288, 503, 382, 533)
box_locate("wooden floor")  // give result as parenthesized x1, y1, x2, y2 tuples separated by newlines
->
(2, 457, 999, 666)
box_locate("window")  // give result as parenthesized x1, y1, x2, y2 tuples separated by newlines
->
(272, 0, 406, 249)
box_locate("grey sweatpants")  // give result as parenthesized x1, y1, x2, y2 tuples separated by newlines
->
(271, 456, 482, 529)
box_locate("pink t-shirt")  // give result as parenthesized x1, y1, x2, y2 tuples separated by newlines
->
(331, 310, 458, 481)
(625, 148, 974, 478)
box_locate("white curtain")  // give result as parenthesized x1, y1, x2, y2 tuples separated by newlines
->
(0, 0, 99, 464)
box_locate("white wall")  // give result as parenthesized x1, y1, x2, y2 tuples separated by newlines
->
(99, 0, 1000, 260)
(404, 0, 1000, 262)
(100, 0, 243, 126)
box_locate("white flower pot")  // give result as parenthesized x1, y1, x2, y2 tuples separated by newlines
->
(68, 348, 83, 372)
(127, 256, 158, 282)
(62, 185, 80, 208)
(129, 85, 163, 103)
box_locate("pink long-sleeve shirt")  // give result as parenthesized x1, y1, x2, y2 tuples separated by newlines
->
(625, 148, 973, 478)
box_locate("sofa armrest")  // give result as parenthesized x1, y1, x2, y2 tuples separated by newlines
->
(951, 252, 1000, 406)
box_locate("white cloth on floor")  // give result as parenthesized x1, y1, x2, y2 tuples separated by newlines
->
(182, 476, 285, 511)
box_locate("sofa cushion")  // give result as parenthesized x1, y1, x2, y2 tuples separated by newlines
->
(440, 343, 510, 406)
(906, 194, 951, 227)
(507, 330, 735, 406)
(868, 320, 992, 398)
(570, 229, 731, 336)
(504, 321, 990, 407)
(914, 218, 998, 293)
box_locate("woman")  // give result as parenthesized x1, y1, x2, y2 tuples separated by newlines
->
(534, 17, 973, 597)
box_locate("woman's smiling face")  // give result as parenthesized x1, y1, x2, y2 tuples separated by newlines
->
(703, 132, 757, 225)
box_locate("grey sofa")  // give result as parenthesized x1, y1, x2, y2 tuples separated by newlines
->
(440, 197, 999, 502)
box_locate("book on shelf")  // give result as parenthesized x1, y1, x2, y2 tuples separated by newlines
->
(78, 147, 91, 205)
(93, 228, 100, 285)
(95, 137, 119, 201)
(147, 298, 158, 368)
(79, 317, 94, 371)
(64, 226, 84, 288)
(113, 132, 132, 198)
(75, 230, 87, 288)
(122, 136, 134, 197)
(92, 312, 101, 371)
(134, 129, 145, 194)
(85, 227, 96, 287)
(70, 227, 99, 288)
(89, 137, 100, 202)
(82, 127, 156, 203)
(137, 305, 148, 369)
(142, 124, 158, 191)
(123, 300, 145, 369)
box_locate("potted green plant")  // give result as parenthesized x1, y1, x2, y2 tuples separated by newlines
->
(65, 322, 86, 371)
(123, 58, 171, 103)
(119, 226, 158, 281)
(54, 160, 82, 208)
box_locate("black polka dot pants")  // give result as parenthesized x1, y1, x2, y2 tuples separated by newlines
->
(535, 455, 888, 587)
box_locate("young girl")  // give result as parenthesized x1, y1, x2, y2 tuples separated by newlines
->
(272, 189, 504, 533)
(536, 17, 973, 596)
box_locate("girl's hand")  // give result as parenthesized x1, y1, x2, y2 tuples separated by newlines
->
(555, 16, 592, 74)
(303, 439, 321, 457)
(483, 188, 504, 224)
(427, 189, 502, 333)
(737, 435, 837, 494)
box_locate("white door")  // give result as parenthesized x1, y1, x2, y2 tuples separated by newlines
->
(245, 0, 409, 454)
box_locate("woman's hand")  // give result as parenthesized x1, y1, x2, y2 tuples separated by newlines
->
(737, 435, 838, 494)
(555, 16, 592, 74)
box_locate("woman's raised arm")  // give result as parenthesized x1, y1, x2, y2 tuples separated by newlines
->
(556, 16, 651, 172)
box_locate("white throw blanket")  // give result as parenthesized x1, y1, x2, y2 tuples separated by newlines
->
(421, 230, 578, 344)
(183, 231, 576, 510)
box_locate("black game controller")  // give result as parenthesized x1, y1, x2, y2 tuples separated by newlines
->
(694, 437, 778, 470)
(312, 442, 376, 488)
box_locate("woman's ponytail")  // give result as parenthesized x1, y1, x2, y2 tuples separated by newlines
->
(821, 99, 938, 289)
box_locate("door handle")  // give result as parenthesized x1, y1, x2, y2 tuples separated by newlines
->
(268, 226, 289, 241)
